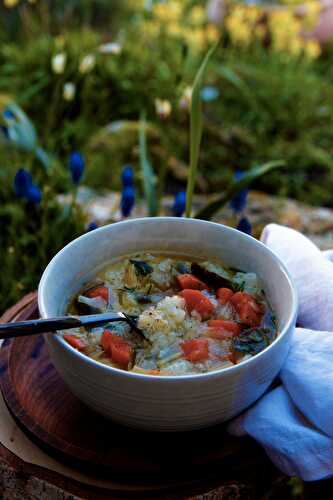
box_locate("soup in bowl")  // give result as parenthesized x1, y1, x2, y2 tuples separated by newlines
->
(38, 218, 297, 431)
(65, 254, 278, 376)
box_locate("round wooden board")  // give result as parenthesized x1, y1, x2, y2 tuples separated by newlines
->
(0, 294, 280, 497)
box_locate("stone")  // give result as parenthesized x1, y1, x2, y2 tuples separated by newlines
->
(76, 188, 333, 250)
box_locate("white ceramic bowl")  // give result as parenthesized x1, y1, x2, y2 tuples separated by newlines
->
(38, 218, 297, 432)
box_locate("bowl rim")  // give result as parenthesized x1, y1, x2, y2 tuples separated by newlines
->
(38, 217, 298, 382)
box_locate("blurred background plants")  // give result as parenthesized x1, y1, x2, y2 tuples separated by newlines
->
(1, 0, 333, 314)
(1, 0, 333, 203)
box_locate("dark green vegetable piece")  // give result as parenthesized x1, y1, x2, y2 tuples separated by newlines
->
(175, 262, 190, 274)
(232, 327, 274, 355)
(130, 259, 153, 277)
(191, 263, 236, 290)
(122, 285, 153, 304)
(131, 292, 152, 304)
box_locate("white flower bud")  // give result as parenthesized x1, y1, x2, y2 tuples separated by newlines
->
(63, 82, 76, 101)
(52, 52, 67, 74)
(79, 54, 96, 74)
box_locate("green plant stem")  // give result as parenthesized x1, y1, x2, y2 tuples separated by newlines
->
(185, 42, 218, 218)
(139, 112, 157, 217)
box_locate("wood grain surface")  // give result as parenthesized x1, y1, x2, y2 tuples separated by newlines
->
(0, 294, 284, 499)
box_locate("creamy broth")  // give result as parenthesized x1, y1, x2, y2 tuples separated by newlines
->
(63, 253, 277, 375)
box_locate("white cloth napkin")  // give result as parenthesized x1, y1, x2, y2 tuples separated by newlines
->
(228, 224, 333, 481)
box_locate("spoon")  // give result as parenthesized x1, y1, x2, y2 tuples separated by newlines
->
(0, 311, 144, 340)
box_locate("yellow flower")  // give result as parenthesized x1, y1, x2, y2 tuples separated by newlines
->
(167, 23, 182, 37)
(269, 9, 303, 54)
(244, 6, 260, 24)
(155, 98, 172, 120)
(63, 82, 76, 101)
(154, 1, 181, 22)
(288, 38, 303, 56)
(51, 52, 67, 74)
(4, 0, 19, 7)
(79, 54, 96, 74)
(225, 5, 260, 47)
(190, 6, 205, 25)
(206, 24, 220, 43)
(268, 10, 300, 34)
(185, 28, 206, 50)
(302, 2, 321, 29)
(304, 40, 321, 59)
(225, 14, 252, 46)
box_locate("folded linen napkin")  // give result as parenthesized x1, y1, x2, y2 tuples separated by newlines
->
(228, 224, 333, 481)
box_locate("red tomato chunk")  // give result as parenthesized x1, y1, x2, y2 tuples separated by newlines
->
(216, 287, 234, 305)
(179, 289, 215, 320)
(101, 330, 133, 369)
(231, 292, 263, 327)
(176, 274, 208, 291)
(206, 320, 241, 339)
(86, 286, 109, 302)
(63, 335, 87, 351)
(181, 338, 209, 362)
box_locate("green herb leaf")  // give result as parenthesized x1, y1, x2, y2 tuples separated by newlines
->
(233, 327, 273, 355)
(191, 262, 235, 290)
(130, 259, 153, 277)
(195, 160, 286, 220)
(185, 42, 219, 218)
(233, 281, 245, 292)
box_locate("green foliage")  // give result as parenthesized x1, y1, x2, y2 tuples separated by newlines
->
(0, 103, 85, 313)
(0, 3, 332, 206)
(139, 114, 158, 217)
(196, 160, 286, 220)
(0, 186, 84, 312)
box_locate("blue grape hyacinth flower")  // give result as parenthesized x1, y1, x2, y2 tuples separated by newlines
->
(14, 168, 42, 204)
(69, 151, 85, 184)
(121, 186, 135, 217)
(230, 171, 248, 214)
(236, 216, 252, 235)
(3, 108, 15, 120)
(121, 165, 134, 187)
(0, 125, 9, 139)
(87, 221, 98, 232)
(14, 169, 32, 197)
(26, 184, 42, 204)
(172, 191, 186, 217)
(201, 86, 219, 102)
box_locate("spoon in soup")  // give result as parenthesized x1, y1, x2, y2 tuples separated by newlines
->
(0, 311, 144, 340)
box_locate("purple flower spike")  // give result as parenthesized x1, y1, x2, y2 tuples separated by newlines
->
(121, 165, 134, 187)
(230, 171, 248, 214)
(69, 151, 85, 184)
(236, 216, 252, 235)
(172, 191, 186, 217)
(121, 186, 135, 217)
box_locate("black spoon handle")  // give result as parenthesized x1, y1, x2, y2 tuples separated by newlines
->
(0, 311, 127, 339)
